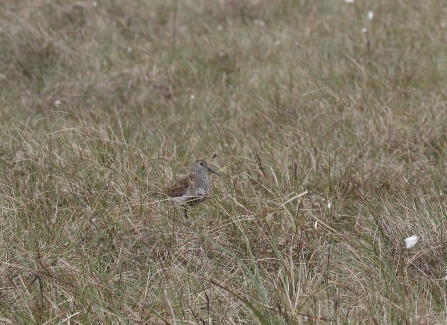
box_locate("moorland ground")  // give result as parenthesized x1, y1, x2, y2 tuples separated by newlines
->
(1, 0, 447, 324)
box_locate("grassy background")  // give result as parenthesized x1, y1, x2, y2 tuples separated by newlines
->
(1, 0, 447, 323)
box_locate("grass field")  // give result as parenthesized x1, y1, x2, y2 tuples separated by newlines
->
(1, 0, 447, 324)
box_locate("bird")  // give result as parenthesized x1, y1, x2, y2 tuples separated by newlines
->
(154, 160, 220, 218)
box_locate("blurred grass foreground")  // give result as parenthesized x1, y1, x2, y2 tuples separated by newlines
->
(1, 0, 447, 324)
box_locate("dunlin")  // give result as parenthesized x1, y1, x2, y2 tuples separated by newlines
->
(155, 160, 220, 218)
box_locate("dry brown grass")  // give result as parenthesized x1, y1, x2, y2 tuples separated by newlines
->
(1, 0, 447, 324)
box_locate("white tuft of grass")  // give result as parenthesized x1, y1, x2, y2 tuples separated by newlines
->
(405, 235, 419, 249)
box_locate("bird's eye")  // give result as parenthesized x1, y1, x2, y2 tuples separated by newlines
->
(200, 162, 204, 166)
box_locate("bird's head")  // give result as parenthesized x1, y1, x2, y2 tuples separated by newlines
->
(192, 160, 220, 176)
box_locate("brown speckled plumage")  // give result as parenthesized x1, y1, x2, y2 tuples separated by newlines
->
(156, 160, 220, 217)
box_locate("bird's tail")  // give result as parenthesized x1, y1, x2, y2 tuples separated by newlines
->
(152, 192, 165, 198)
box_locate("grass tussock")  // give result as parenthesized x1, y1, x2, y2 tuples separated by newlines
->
(1, 0, 447, 323)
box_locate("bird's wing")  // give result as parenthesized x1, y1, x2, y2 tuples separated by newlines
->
(165, 176, 192, 197)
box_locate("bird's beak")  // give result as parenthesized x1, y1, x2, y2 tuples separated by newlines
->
(208, 167, 220, 176)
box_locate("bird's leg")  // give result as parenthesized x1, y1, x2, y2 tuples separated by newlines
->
(184, 206, 188, 218)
